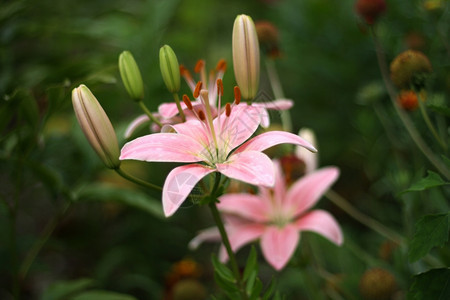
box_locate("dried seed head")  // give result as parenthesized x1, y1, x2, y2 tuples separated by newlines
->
(359, 268, 397, 300)
(390, 50, 432, 89)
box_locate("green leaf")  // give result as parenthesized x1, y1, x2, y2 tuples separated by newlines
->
(245, 270, 257, 296)
(41, 278, 96, 300)
(211, 254, 235, 283)
(249, 278, 263, 300)
(401, 171, 449, 194)
(243, 246, 258, 281)
(408, 213, 449, 262)
(262, 277, 277, 300)
(75, 183, 164, 219)
(428, 104, 450, 118)
(408, 268, 450, 300)
(70, 290, 137, 300)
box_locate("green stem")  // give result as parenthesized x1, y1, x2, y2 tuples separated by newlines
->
(370, 26, 450, 180)
(326, 190, 404, 245)
(265, 58, 292, 132)
(114, 167, 162, 191)
(172, 93, 186, 122)
(207, 174, 247, 299)
(19, 202, 71, 280)
(138, 101, 163, 128)
(417, 92, 447, 151)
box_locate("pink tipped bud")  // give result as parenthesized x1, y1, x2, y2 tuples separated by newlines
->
(72, 85, 120, 169)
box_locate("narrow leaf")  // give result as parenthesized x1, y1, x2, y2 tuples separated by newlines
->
(211, 254, 235, 283)
(262, 277, 277, 300)
(41, 278, 96, 300)
(243, 246, 258, 281)
(402, 171, 449, 194)
(70, 290, 137, 300)
(249, 278, 263, 300)
(408, 213, 449, 262)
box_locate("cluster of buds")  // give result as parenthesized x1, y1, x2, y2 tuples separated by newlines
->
(390, 50, 433, 90)
(355, 0, 386, 25)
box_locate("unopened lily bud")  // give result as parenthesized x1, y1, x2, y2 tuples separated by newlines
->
(232, 14, 260, 100)
(118, 51, 144, 101)
(72, 85, 120, 169)
(159, 45, 180, 93)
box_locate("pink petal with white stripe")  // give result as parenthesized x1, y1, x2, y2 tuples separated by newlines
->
(260, 224, 299, 270)
(286, 167, 339, 217)
(235, 131, 317, 154)
(216, 151, 275, 187)
(295, 210, 343, 245)
(218, 193, 270, 222)
(120, 133, 205, 162)
(252, 99, 293, 110)
(163, 164, 215, 217)
(189, 227, 221, 250)
(124, 114, 150, 139)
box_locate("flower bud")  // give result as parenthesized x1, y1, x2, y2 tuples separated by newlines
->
(232, 14, 260, 100)
(118, 51, 144, 101)
(255, 21, 281, 58)
(159, 45, 180, 94)
(355, 0, 386, 25)
(72, 85, 120, 169)
(359, 268, 397, 300)
(390, 50, 432, 89)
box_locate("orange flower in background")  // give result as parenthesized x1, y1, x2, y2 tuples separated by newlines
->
(355, 0, 386, 25)
(397, 90, 426, 111)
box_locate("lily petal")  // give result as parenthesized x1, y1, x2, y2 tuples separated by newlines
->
(215, 104, 262, 153)
(252, 99, 294, 110)
(219, 222, 265, 262)
(217, 151, 275, 187)
(120, 133, 205, 162)
(189, 227, 221, 250)
(260, 224, 299, 270)
(235, 131, 317, 154)
(124, 114, 150, 139)
(286, 167, 339, 216)
(218, 193, 270, 222)
(294, 210, 343, 245)
(163, 164, 215, 217)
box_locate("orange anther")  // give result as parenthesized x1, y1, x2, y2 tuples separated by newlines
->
(182, 94, 193, 110)
(234, 86, 241, 105)
(193, 81, 203, 98)
(217, 79, 224, 96)
(216, 59, 227, 72)
(225, 103, 231, 117)
(180, 65, 193, 79)
(194, 59, 205, 73)
(198, 110, 206, 121)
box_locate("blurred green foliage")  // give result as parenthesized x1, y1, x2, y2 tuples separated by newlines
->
(1, 0, 449, 299)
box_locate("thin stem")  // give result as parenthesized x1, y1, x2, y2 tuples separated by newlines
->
(326, 190, 404, 245)
(19, 202, 71, 280)
(138, 101, 163, 128)
(207, 174, 247, 299)
(417, 92, 447, 151)
(370, 26, 450, 180)
(114, 167, 162, 191)
(265, 58, 292, 132)
(172, 93, 186, 122)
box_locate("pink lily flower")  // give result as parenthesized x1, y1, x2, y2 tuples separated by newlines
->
(120, 85, 316, 217)
(190, 161, 343, 270)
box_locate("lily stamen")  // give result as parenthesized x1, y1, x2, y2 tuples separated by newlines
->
(234, 86, 241, 105)
(194, 59, 207, 87)
(193, 81, 203, 99)
(180, 65, 196, 91)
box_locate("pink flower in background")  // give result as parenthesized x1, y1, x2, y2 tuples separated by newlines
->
(190, 161, 343, 270)
(120, 87, 316, 217)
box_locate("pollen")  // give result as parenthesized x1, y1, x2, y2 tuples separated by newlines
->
(234, 86, 241, 105)
(194, 59, 205, 73)
(193, 81, 203, 98)
(216, 59, 227, 72)
(225, 103, 231, 117)
(217, 79, 224, 96)
(182, 94, 193, 110)
(198, 110, 206, 121)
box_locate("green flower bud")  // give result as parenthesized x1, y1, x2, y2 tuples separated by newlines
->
(118, 51, 144, 101)
(232, 14, 260, 100)
(159, 45, 180, 94)
(72, 85, 120, 169)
